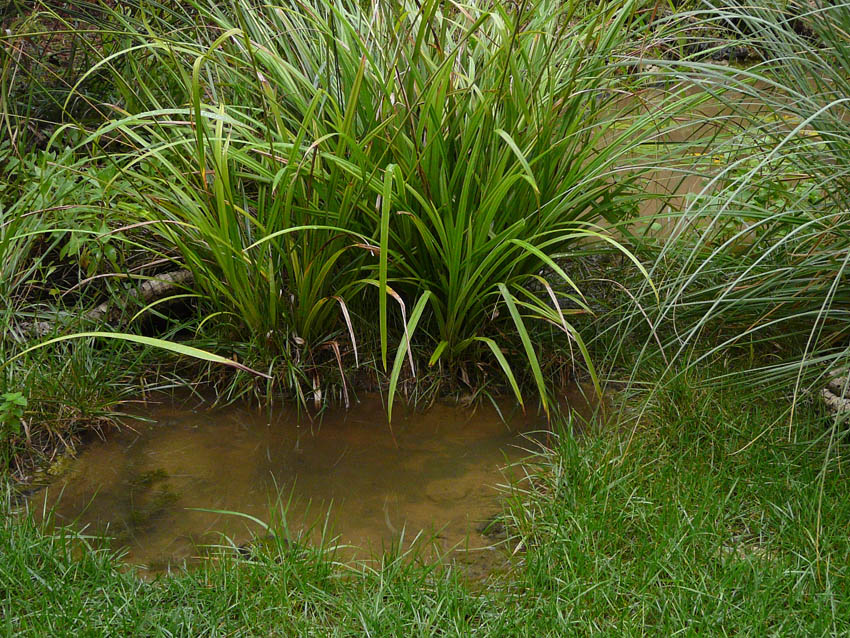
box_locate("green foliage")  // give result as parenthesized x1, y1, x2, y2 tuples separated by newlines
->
(3, 2, 850, 632)
(57, 0, 679, 410)
(3, 363, 849, 635)
(0, 392, 26, 463)
(0, 392, 26, 430)
(505, 374, 849, 634)
(598, 0, 850, 403)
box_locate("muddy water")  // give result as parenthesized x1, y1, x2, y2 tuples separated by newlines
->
(31, 390, 594, 575)
(632, 87, 774, 222)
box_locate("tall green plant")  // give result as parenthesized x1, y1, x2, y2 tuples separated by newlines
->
(615, 0, 850, 412)
(66, 0, 683, 410)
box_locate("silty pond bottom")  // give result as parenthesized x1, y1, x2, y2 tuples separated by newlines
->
(30, 388, 598, 577)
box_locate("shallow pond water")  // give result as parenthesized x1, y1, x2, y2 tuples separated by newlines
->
(31, 389, 597, 576)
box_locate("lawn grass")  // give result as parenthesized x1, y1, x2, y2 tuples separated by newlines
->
(3, 359, 848, 637)
(507, 370, 850, 635)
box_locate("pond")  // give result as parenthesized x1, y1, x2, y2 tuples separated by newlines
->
(30, 387, 598, 577)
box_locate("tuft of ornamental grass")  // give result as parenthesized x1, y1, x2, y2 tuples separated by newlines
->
(51, 0, 696, 413)
(595, 0, 850, 422)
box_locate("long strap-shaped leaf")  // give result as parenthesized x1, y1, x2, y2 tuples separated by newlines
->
(474, 336, 524, 410)
(497, 283, 548, 418)
(387, 291, 432, 422)
(1, 332, 270, 378)
(379, 164, 397, 370)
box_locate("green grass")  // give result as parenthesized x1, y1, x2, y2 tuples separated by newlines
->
(3, 0, 850, 632)
(8, 0, 694, 411)
(3, 358, 848, 636)
(508, 372, 850, 634)
(603, 0, 850, 400)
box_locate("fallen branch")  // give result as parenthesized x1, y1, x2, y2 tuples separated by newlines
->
(13, 270, 194, 341)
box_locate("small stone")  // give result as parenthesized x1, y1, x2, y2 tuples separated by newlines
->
(424, 479, 472, 502)
(476, 514, 507, 540)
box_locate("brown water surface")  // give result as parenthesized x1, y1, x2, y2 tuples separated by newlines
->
(31, 390, 594, 576)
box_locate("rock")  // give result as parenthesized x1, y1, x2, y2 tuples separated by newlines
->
(822, 369, 850, 416)
(475, 514, 508, 541)
(424, 478, 472, 503)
